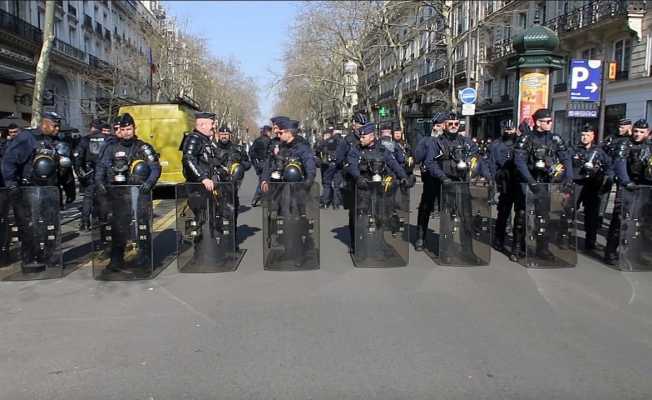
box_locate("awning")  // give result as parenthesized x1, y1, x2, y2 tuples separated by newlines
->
(473, 106, 513, 115)
(0, 63, 34, 82)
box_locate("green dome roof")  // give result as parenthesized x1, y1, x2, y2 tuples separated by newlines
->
(512, 24, 559, 54)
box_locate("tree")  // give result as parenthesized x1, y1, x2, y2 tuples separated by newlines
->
(31, 0, 55, 127)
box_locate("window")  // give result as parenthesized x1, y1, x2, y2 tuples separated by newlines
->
(605, 104, 627, 137)
(68, 26, 77, 46)
(581, 47, 598, 60)
(614, 39, 632, 79)
(484, 79, 493, 98)
(502, 75, 509, 95)
(646, 100, 652, 122)
(519, 13, 527, 29)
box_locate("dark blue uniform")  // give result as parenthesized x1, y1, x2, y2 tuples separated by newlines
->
(605, 137, 652, 262)
(95, 136, 161, 190)
(262, 136, 316, 184)
(512, 130, 573, 259)
(488, 134, 517, 251)
(572, 143, 612, 250)
(346, 141, 408, 182)
(249, 134, 271, 204)
(317, 133, 344, 208)
(336, 131, 360, 249)
(73, 131, 112, 228)
(415, 134, 441, 250)
(424, 132, 480, 181)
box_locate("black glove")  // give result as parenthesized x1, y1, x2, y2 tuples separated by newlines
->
(624, 182, 638, 191)
(96, 183, 108, 195)
(356, 177, 369, 190)
(139, 182, 153, 194)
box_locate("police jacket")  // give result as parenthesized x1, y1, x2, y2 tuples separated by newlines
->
(601, 134, 630, 160)
(316, 135, 343, 166)
(514, 130, 573, 183)
(424, 131, 480, 181)
(571, 143, 612, 184)
(1, 128, 72, 188)
(335, 131, 360, 171)
(346, 141, 408, 181)
(613, 138, 652, 186)
(488, 136, 517, 190)
(73, 132, 111, 179)
(249, 134, 271, 174)
(95, 136, 161, 187)
(262, 137, 316, 183)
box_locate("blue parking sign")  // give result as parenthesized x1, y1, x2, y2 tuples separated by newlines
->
(569, 59, 602, 102)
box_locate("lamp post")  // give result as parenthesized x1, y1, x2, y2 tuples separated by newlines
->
(507, 14, 563, 128)
(343, 60, 357, 126)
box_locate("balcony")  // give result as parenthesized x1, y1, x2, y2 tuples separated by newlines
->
(0, 7, 42, 44)
(53, 38, 86, 62)
(83, 15, 93, 31)
(421, 67, 448, 86)
(454, 59, 466, 75)
(89, 54, 111, 70)
(486, 38, 513, 63)
(553, 82, 568, 93)
(544, 0, 632, 35)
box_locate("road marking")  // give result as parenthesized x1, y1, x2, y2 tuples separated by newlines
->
(153, 206, 177, 231)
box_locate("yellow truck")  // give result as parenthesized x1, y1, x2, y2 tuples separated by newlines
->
(117, 102, 197, 197)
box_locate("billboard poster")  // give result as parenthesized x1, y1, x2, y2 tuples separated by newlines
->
(517, 69, 550, 128)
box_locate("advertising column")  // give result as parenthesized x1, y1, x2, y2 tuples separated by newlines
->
(516, 69, 550, 128)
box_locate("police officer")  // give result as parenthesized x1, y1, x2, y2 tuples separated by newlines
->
(571, 124, 612, 252)
(423, 111, 481, 259)
(336, 112, 367, 251)
(604, 119, 651, 265)
(512, 108, 573, 261)
(488, 120, 518, 253)
(317, 127, 344, 209)
(602, 118, 633, 159)
(74, 119, 113, 230)
(95, 113, 161, 271)
(261, 119, 316, 190)
(392, 126, 416, 183)
(1, 111, 72, 271)
(249, 125, 272, 207)
(414, 112, 446, 251)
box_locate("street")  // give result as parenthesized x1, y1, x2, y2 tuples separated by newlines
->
(1, 172, 651, 400)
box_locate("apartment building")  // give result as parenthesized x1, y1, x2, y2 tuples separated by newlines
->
(0, 0, 170, 129)
(362, 0, 651, 143)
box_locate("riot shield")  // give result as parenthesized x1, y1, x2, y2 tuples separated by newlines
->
(437, 181, 491, 266)
(7, 186, 63, 280)
(263, 182, 319, 270)
(353, 181, 409, 267)
(0, 188, 19, 267)
(524, 183, 577, 268)
(175, 182, 244, 272)
(619, 186, 652, 271)
(92, 185, 156, 280)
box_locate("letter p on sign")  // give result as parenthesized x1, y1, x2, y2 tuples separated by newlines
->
(571, 67, 589, 89)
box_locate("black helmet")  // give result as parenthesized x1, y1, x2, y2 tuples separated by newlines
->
(33, 155, 57, 180)
(130, 159, 150, 184)
(283, 160, 304, 182)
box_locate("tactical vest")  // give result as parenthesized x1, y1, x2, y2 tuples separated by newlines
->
(270, 144, 304, 182)
(524, 133, 566, 182)
(438, 135, 474, 181)
(572, 147, 603, 180)
(87, 134, 108, 165)
(28, 135, 69, 186)
(626, 142, 652, 184)
(359, 145, 387, 181)
(108, 140, 151, 185)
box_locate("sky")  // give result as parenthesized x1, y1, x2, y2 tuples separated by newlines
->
(165, 1, 300, 125)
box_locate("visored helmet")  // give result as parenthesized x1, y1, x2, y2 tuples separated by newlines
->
(129, 159, 150, 184)
(283, 159, 304, 182)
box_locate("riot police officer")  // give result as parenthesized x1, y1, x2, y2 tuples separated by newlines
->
(488, 120, 518, 253)
(512, 108, 573, 262)
(261, 119, 316, 190)
(414, 112, 446, 251)
(1, 111, 72, 271)
(422, 111, 481, 259)
(602, 118, 632, 159)
(392, 126, 416, 184)
(336, 112, 366, 251)
(571, 124, 612, 252)
(316, 127, 344, 209)
(249, 125, 272, 207)
(604, 119, 651, 265)
(74, 119, 113, 230)
(95, 113, 161, 271)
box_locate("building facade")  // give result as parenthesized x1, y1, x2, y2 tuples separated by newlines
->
(0, 0, 172, 130)
(361, 0, 651, 144)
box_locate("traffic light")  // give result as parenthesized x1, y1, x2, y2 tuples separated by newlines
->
(379, 106, 387, 118)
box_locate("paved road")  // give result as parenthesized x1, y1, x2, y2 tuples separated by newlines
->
(1, 173, 651, 400)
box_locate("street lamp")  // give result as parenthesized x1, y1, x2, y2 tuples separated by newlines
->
(343, 60, 357, 125)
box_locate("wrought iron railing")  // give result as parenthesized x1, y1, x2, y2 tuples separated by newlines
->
(0, 7, 42, 43)
(487, 38, 513, 62)
(544, 0, 629, 34)
(53, 38, 86, 61)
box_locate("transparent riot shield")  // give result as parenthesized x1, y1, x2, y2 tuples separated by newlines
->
(524, 183, 577, 268)
(263, 182, 320, 270)
(176, 182, 244, 272)
(620, 186, 652, 271)
(92, 185, 156, 280)
(353, 181, 409, 267)
(437, 181, 491, 266)
(0, 188, 20, 267)
(3, 186, 63, 280)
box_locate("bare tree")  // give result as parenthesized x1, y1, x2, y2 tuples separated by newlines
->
(31, 0, 55, 127)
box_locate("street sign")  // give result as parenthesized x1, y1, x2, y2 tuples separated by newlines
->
(461, 103, 476, 116)
(458, 87, 477, 105)
(567, 101, 599, 118)
(569, 59, 602, 102)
